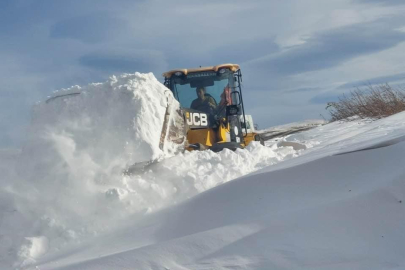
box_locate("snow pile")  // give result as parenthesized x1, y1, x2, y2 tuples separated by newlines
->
(0, 73, 298, 269)
(114, 142, 295, 214)
(26, 72, 173, 167)
(9, 72, 405, 270)
(8, 141, 294, 268)
(32, 112, 405, 270)
(3, 72, 178, 268)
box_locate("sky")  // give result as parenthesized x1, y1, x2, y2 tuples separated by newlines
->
(1, 0, 405, 148)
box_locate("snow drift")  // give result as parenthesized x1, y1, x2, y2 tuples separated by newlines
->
(4, 71, 405, 270)
(0, 73, 296, 269)
(32, 112, 405, 270)
(25, 72, 173, 167)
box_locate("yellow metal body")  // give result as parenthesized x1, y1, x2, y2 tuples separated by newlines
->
(187, 129, 216, 147)
(243, 132, 257, 146)
(186, 120, 230, 151)
(185, 119, 260, 151)
(217, 120, 230, 142)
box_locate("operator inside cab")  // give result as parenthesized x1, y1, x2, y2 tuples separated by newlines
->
(190, 87, 217, 114)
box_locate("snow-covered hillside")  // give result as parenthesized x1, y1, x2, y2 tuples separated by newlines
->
(1, 73, 405, 270)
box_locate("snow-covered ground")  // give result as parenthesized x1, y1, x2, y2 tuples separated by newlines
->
(1, 73, 405, 270)
(258, 119, 326, 141)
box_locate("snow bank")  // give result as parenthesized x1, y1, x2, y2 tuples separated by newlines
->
(33, 113, 405, 270)
(114, 142, 295, 214)
(0, 73, 297, 269)
(10, 73, 405, 270)
(27, 72, 172, 167)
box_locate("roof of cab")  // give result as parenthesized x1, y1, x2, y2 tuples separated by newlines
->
(162, 63, 240, 78)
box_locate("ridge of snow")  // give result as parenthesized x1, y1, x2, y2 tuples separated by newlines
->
(2, 72, 405, 269)
(0, 73, 296, 269)
(34, 113, 405, 270)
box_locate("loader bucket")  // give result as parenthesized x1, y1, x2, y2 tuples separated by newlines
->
(124, 91, 187, 175)
(159, 91, 187, 154)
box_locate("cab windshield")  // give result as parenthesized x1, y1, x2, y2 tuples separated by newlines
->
(172, 71, 233, 115)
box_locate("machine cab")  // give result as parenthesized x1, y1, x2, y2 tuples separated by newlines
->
(163, 63, 249, 148)
(163, 64, 245, 130)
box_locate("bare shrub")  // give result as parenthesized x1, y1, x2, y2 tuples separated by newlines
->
(326, 84, 405, 121)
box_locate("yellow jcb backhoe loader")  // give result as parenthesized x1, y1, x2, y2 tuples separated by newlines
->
(162, 63, 263, 152)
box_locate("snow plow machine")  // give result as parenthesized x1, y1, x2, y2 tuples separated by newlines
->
(162, 63, 263, 153)
(43, 63, 262, 174)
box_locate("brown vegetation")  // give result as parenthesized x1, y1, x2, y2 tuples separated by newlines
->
(326, 84, 405, 121)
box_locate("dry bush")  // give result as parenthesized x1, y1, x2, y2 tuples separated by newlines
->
(326, 84, 405, 121)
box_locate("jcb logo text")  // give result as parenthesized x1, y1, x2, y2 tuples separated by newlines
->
(186, 113, 208, 126)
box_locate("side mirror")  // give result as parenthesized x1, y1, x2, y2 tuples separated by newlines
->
(226, 105, 239, 116)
